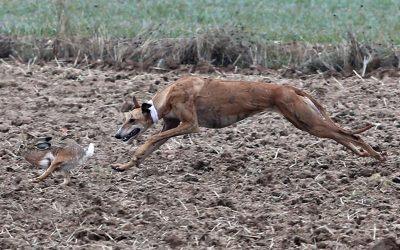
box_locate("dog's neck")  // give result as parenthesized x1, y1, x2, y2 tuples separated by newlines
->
(147, 100, 159, 123)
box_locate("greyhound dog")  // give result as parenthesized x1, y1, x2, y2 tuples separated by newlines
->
(112, 76, 385, 171)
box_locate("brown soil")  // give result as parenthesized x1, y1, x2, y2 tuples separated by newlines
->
(0, 61, 399, 249)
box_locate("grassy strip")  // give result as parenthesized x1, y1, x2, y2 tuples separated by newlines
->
(1, 27, 398, 76)
(0, 1, 399, 74)
(1, 0, 400, 43)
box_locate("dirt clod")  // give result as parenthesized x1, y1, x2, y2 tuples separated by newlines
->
(370, 237, 400, 250)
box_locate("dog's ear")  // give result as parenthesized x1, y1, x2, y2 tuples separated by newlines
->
(141, 103, 152, 114)
(132, 96, 140, 109)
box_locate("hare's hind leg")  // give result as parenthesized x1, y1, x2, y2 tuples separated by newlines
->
(60, 170, 71, 185)
(33, 161, 61, 182)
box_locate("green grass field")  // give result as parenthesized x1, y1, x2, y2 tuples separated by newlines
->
(1, 0, 400, 43)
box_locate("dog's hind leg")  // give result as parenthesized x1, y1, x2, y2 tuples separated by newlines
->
(275, 87, 385, 161)
(329, 130, 385, 160)
(331, 135, 369, 157)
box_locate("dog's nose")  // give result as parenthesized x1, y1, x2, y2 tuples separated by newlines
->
(114, 133, 122, 139)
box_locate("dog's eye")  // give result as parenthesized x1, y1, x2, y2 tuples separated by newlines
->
(129, 118, 135, 123)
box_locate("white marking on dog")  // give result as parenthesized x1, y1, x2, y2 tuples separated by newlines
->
(148, 100, 159, 123)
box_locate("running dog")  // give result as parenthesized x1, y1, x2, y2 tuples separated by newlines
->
(112, 76, 385, 171)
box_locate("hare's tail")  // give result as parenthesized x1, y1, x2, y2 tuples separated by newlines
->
(85, 143, 95, 158)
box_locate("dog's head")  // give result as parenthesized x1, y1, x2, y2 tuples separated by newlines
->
(114, 96, 154, 142)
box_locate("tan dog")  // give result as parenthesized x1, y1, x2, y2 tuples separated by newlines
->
(112, 76, 385, 171)
(20, 133, 94, 185)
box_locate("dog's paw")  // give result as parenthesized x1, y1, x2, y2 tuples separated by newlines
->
(378, 152, 387, 162)
(111, 158, 140, 172)
(111, 163, 127, 172)
(32, 178, 41, 183)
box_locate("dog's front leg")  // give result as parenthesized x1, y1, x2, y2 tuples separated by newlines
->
(111, 140, 163, 171)
(112, 121, 198, 171)
(112, 119, 181, 171)
(135, 121, 199, 164)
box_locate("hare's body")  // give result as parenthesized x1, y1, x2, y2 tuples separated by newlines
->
(22, 137, 94, 185)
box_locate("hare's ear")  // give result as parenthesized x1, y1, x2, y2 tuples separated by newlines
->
(35, 142, 51, 150)
(120, 101, 135, 113)
(20, 131, 35, 142)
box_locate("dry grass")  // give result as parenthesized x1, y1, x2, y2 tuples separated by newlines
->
(298, 33, 399, 76)
(0, 27, 399, 75)
(1, 0, 399, 75)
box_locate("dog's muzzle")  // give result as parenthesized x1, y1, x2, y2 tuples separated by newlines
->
(115, 128, 140, 142)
